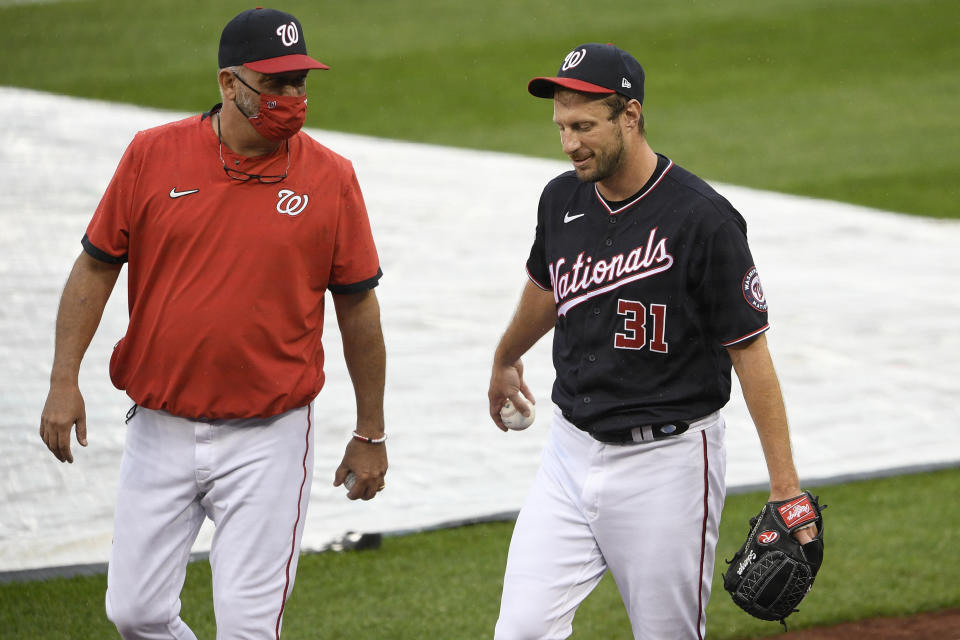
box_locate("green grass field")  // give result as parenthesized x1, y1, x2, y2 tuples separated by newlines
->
(1, 0, 958, 218)
(2, 1, 958, 637)
(2, 469, 958, 638)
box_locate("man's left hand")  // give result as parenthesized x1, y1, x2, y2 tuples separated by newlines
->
(334, 437, 388, 500)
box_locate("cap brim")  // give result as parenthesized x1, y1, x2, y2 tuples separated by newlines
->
(245, 54, 330, 73)
(528, 77, 615, 98)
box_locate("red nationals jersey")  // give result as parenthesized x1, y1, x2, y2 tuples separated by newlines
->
(83, 106, 382, 419)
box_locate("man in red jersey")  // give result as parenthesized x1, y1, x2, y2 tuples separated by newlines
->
(38, 8, 387, 638)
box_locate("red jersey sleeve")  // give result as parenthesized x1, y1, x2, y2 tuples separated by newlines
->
(82, 133, 144, 264)
(328, 164, 382, 294)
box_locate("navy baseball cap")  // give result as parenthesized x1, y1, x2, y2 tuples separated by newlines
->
(528, 43, 644, 104)
(219, 7, 329, 73)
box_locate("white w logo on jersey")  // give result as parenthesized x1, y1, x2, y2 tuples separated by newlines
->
(277, 189, 309, 216)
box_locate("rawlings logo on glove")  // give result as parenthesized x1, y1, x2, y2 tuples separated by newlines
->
(779, 495, 817, 528)
(723, 491, 825, 626)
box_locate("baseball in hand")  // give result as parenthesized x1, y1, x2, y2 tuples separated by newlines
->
(500, 398, 535, 430)
(344, 471, 356, 491)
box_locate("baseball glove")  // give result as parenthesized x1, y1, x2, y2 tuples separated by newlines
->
(723, 491, 825, 626)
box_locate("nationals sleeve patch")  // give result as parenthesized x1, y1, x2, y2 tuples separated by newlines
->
(741, 266, 767, 312)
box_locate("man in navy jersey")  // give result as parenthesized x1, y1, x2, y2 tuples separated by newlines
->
(487, 43, 816, 639)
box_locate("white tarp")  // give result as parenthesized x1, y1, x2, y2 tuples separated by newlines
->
(1, 88, 958, 572)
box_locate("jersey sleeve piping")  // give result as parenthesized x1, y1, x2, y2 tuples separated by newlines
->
(81, 234, 128, 264)
(721, 324, 770, 347)
(525, 265, 551, 291)
(328, 267, 383, 295)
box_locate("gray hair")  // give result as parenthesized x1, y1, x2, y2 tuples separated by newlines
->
(217, 65, 247, 100)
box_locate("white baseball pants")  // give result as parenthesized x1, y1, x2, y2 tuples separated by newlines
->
(105, 404, 315, 639)
(495, 408, 726, 640)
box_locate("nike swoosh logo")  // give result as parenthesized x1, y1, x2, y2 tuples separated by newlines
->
(563, 211, 585, 223)
(169, 188, 199, 199)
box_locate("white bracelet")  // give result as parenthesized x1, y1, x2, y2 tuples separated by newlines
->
(352, 431, 387, 444)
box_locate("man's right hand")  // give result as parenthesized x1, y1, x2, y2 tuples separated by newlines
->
(40, 382, 87, 463)
(488, 280, 556, 432)
(38, 251, 121, 463)
(488, 359, 535, 432)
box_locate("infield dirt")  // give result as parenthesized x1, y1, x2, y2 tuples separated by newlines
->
(764, 608, 960, 640)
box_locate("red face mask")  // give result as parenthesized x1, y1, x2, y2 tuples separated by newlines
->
(232, 71, 307, 142)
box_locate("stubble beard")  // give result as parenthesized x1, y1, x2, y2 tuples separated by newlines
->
(573, 124, 626, 184)
(234, 88, 260, 119)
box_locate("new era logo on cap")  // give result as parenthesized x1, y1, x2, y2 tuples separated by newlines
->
(218, 7, 329, 74)
(528, 43, 645, 104)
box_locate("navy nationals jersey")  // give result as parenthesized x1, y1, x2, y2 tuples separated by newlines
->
(526, 155, 769, 434)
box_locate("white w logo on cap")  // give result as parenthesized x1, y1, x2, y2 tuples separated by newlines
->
(561, 48, 587, 71)
(276, 22, 299, 47)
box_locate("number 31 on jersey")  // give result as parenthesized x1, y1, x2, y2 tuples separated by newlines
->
(615, 299, 668, 353)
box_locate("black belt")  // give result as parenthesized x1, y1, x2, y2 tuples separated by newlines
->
(562, 410, 694, 444)
(590, 421, 691, 444)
